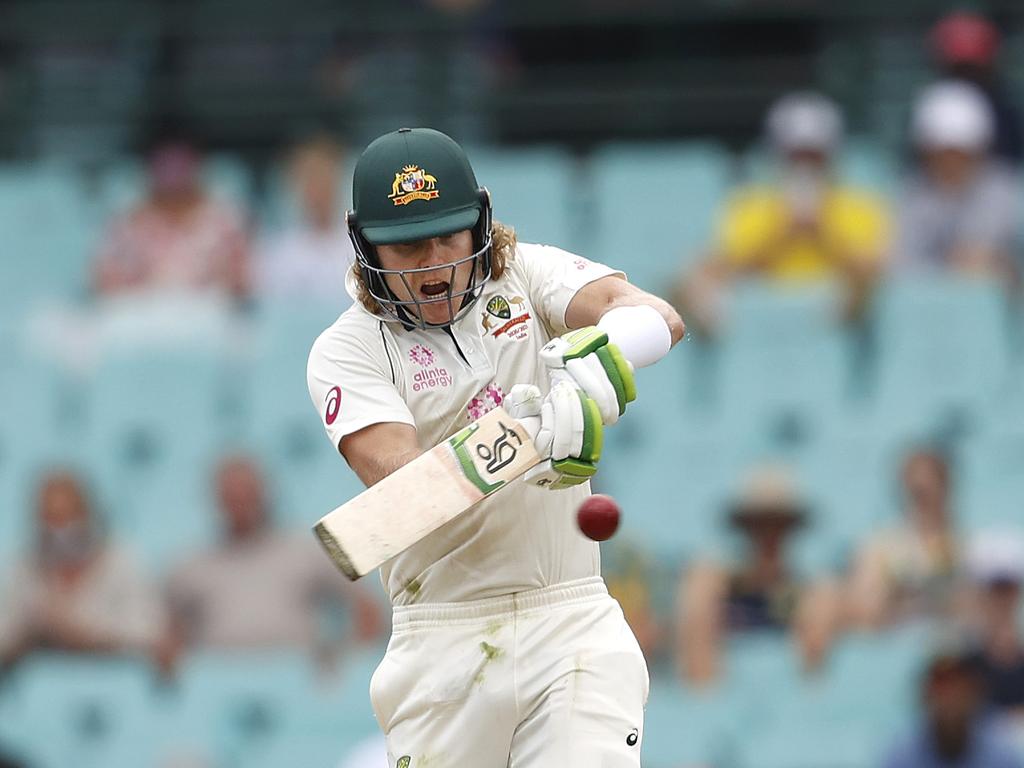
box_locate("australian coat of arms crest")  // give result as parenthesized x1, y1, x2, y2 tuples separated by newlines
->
(389, 165, 439, 206)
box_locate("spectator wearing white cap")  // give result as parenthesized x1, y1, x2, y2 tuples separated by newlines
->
(895, 80, 1019, 277)
(931, 11, 1023, 166)
(965, 530, 1024, 719)
(676, 91, 890, 334)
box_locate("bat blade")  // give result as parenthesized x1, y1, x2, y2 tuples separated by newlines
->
(314, 406, 540, 580)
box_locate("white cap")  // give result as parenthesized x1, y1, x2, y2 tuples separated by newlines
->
(967, 529, 1024, 585)
(912, 80, 994, 151)
(765, 92, 843, 154)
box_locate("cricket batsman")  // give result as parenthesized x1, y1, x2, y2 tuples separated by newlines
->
(307, 127, 684, 767)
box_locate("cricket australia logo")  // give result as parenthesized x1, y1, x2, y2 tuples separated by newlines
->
(389, 165, 439, 206)
(481, 294, 531, 341)
(408, 344, 451, 392)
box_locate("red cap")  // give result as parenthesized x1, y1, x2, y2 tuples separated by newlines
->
(932, 12, 999, 66)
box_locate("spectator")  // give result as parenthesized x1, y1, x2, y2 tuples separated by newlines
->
(256, 134, 355, 304)
(884, 645, 1023, 768)
(93, 128, 250, 300)
(162, 455, 381, 668)
(0, 470, 165, 670)
(847, 448, 961, 629)
(674, 466, 840, 686)
(895, 80, 1019, 279)
(965, 531, 1024, 718)
(677, 92, 890, 334)
(931, 11, 1022, 166)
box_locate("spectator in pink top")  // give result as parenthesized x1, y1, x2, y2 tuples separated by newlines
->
(93, 128, 250, 300)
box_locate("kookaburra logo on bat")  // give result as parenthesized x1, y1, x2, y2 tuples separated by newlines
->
(475, 421, 523, 474)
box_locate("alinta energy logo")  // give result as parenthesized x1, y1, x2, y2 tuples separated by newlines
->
(408, 344, 451, 392)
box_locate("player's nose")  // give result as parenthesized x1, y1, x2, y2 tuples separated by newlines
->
(417, 238, 448, 268)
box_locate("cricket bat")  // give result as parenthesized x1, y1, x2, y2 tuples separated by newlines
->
(314, 406, 541, 580)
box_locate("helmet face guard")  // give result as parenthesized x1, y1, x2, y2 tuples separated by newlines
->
(348, 188, 493, 329)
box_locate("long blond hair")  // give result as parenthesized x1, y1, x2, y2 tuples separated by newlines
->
(353, 220, 517, 316)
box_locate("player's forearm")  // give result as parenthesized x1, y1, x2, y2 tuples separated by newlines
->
(352, 447, 424, 488)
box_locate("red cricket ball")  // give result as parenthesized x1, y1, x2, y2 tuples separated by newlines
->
(576, 494, 621, 541)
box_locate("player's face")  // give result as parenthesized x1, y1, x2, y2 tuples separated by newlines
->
(376, 229, 475, 326)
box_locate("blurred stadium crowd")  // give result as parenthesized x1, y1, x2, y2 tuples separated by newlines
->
(2, 4, 1024, 768)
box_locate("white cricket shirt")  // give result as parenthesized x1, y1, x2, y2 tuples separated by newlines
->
(307, 242, 622, 605)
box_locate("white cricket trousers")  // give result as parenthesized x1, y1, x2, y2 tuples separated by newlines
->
(369, 576, 650, 768)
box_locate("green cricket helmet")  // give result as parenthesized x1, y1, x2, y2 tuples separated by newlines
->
(346, 127, 493, 328)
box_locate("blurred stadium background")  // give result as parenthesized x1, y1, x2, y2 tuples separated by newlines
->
(2, 0, 1024, 767)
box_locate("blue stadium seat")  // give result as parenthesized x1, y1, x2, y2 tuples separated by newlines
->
(726, 629, 924, 768)
(823, 628, 925, 733)
(0, 655, 159, 768)
(598, 355, 740, 559)
(231, 647, 385, 768)
(725, 633, 802, 705)
(958, 430, 1024, 532)
(0, 353, 78, 561)
(838, 137, 898, 194)
(246, 298, 366, 527)
(871, 278, 1010, 436)
(164, 651, 317, 766)
(642, 679, 736, 768)
(468, 146, 579, 251)
(733, 720, 878, 768)
(716, 281, 850, 443)
(788, 428, 902, 570)
(588, 142, 732, 291)
(84, 349, 232, 567)
(0, 165, 95, 305)
(204, 153, 255, 208)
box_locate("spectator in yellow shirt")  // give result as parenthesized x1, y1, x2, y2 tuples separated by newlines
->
(678, 92, 890, 334)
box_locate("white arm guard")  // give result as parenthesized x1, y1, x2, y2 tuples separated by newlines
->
(597, 304, 673, 369)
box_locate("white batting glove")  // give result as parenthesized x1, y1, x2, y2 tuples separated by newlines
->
(540, 327, 636, 425)
(504, 382, 603, 490)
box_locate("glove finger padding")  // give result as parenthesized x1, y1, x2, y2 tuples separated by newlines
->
(522, 383, 603, 490)
(540, 326, 637, 425)
(547, 381, 583, 461)
(504, 384, 545, 453)
(565, 354, 620, 425)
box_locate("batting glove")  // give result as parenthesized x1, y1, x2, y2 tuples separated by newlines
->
(540, 327, 636, 425)
(505, 382, 603, 490)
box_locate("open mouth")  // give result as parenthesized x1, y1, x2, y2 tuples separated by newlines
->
(420, 281, 450, 299)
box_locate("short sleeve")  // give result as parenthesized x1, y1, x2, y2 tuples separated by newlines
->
(516, 244, 623, 336)
(307, 319, 415, 451)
